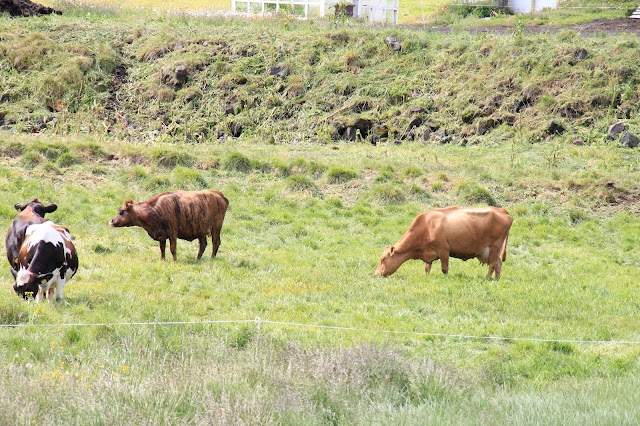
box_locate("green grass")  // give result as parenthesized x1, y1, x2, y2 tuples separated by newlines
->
(0, 6, 639, 424)
(0, 134, 639, 423)
(2, 13, 639, 148)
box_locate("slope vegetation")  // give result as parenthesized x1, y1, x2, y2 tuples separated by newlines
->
(1, 12, 639, 145)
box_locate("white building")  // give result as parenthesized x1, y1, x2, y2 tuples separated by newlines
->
(507, 0, 557, 13)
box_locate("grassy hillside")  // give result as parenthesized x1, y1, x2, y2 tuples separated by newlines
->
(0, 10, 639, 425)
(1, 13, 639, 145)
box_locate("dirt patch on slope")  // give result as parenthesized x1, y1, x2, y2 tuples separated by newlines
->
(0, 0, 61, 16)
(415, 18, 640, 36)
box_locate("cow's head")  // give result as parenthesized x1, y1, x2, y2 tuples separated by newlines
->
(374, 245, 400, 277)
(14, 199, 57, 217)
(13, 269, 38, 300)
(109, 199, 136, 227)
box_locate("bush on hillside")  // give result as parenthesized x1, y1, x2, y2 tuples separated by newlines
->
(456, 180, 497, 206)
(327, 166, 357, 184)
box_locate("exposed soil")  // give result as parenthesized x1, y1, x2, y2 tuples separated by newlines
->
(103, 64, 128, 134)
(0, 0, 61, 17)
(412, 17, 640, 36)
(565, 17, 640, 35)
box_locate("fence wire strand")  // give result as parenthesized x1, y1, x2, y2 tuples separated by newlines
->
(2, 318, 639, 345)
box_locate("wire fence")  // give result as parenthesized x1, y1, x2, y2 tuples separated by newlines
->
(2, 317, 639, 345)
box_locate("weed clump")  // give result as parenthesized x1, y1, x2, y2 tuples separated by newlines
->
(224, 152, 253, 173)
(56, 152, 80, 167)
(569, 208, 589, 225)
(171, 166, 208, 188)
(145, 175, 171, 190)
(228, 326, 254, 350)
(456, 181, 497, 206)
(271, 159, 292, 177)
(127, 165, 148, 181)
(326, 166, 357, 184)
(291, 158, 326, 178)
(20, 151, 44, 168)
(93, 244, 112, 254)
(375, 165, 397, 182)
(36, 142, 68, 161)
(408, 184, 431, 202)
(151, 148, 194, 169)
(0, 141, 25, 157)
(75, 142, 109, 160)
(286, 174, 321, 197)
(372, 183, 406, 205)
(404, 166, 423, 178)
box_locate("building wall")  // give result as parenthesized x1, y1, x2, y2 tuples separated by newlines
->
(509, 0, 557, 13)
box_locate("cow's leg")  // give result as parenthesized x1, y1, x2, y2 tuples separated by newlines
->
(197, 236, 207, 260)
(212, 227, 221, 257)
(10, 268, 17, 279)
(486, 264, 494, 280)
(494, 258, 502, 280)
(159, 239, 167, 261)
(35, 286, 47, 303)
(424, 262, 432, 274)
(439, 252, 450, 275)
(169, 237, 178, 261)
(54, 282, 65, 301)
(487, 246, 502, 280)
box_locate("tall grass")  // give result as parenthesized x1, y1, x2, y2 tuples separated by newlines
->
(0, 134, 638, 423)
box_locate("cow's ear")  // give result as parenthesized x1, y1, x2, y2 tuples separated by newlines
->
(124, 199, 134, 210)
(43, 204, 57, 213)
(14, 203, 26, 212)
(389, 246, 395, 256)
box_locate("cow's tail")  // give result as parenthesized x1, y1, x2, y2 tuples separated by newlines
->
(501, 233, 509, 262)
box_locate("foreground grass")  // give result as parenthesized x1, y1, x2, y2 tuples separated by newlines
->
(0, 133, 639, 423)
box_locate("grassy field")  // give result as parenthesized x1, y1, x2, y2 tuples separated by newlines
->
(0, 133, 639, 424)
(0, 7, 639, 425)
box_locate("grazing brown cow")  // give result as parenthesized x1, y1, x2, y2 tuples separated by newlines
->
(375, 206, 513, 280)
(6, 199, 58, 280)
(109, 190, 229, 261)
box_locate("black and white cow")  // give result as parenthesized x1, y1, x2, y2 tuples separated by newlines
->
(14, 221, 78, 302)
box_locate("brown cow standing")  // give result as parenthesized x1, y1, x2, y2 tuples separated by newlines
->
(375, 206, 513, 280)
(109, 190, 229, 261)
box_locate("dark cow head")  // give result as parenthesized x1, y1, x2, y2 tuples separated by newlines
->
(15, 199, 57, 217)
(109, 199, 136, 227)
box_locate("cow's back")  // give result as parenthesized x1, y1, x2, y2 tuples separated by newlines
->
(426, 207, 512, 254)
(153, 190, 228, 240)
